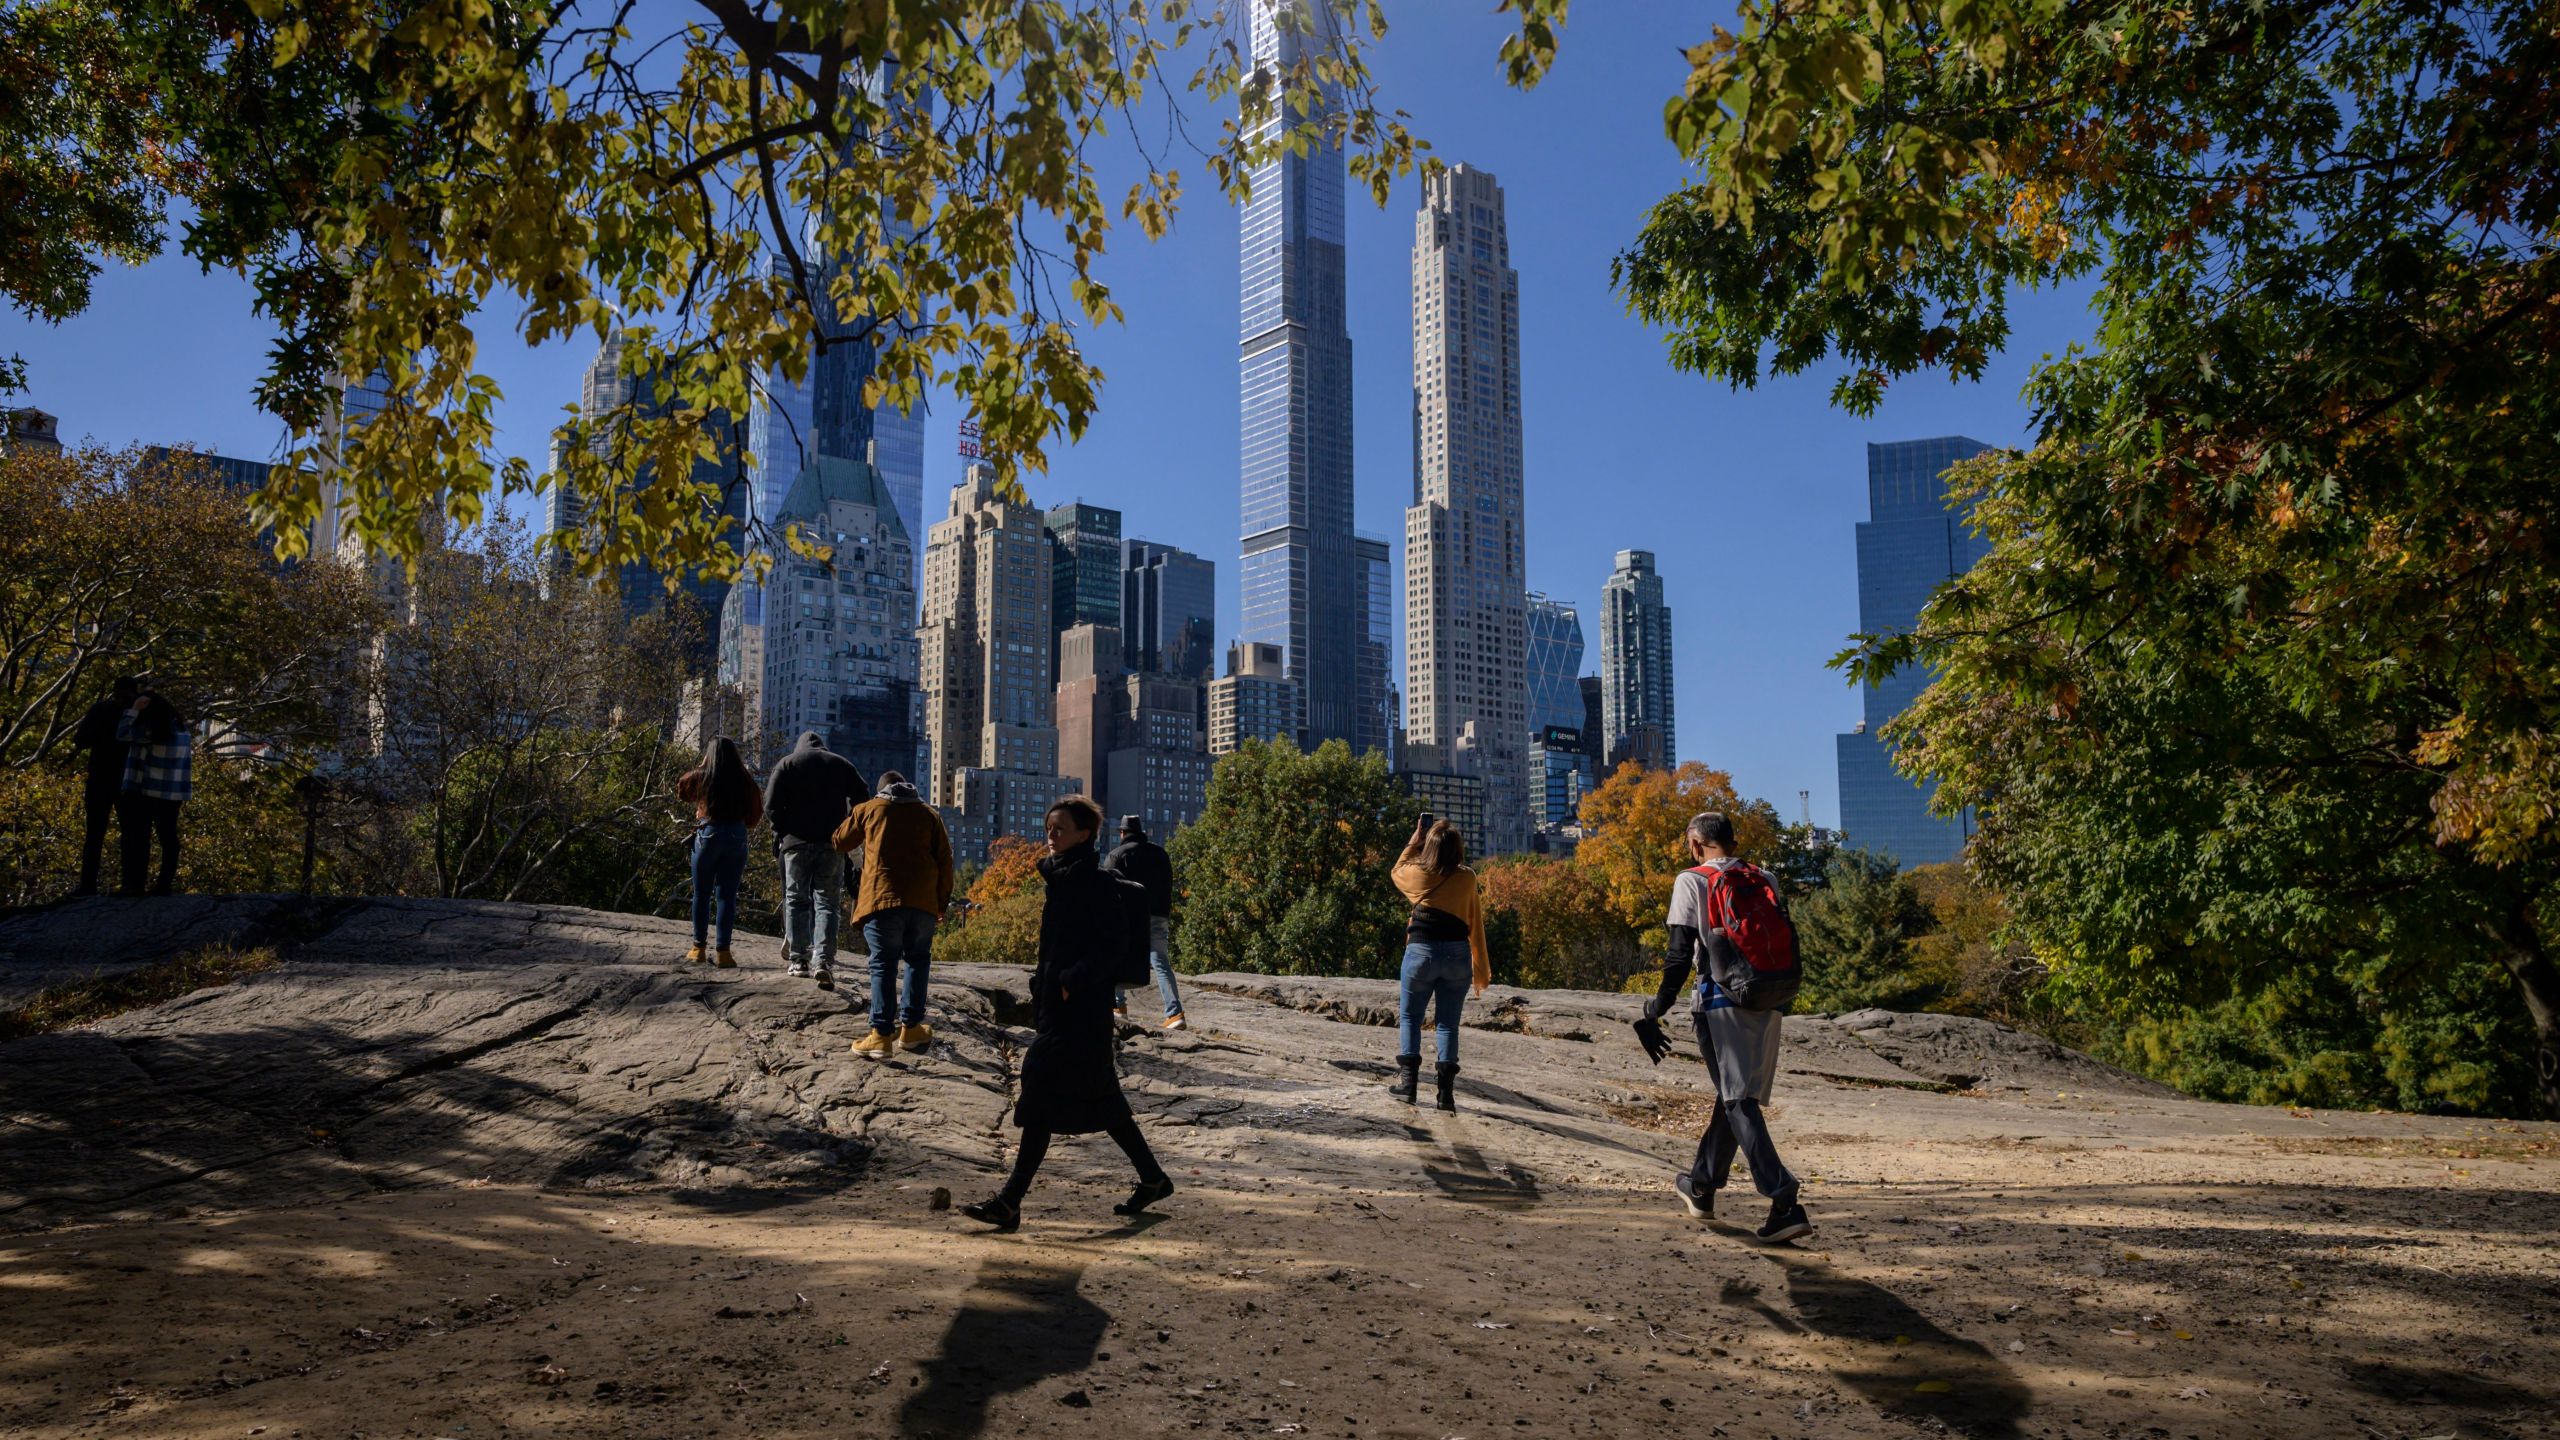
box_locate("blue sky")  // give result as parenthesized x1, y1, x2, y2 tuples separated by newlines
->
(1, 5, 2095, 829)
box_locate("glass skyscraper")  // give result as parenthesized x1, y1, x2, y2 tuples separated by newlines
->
(1600, 549, 1674, 771)
(1524, 594, 1585, 738)
(1123, 539, 1217, 683)
(1835, 436, 1993, 866)
(1238, 0, 1359, 752)
(1354, 532, 1392, 758)
(1045, 501, 1123, 673)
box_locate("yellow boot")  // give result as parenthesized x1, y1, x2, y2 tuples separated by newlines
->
(683, 942, 705, 965)
(713, 945, 736, 969)
(898, 1022, 935, 1054)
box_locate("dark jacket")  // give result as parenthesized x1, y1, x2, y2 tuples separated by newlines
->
(763, 732, 870, 850)
(1012, 840, 1135, 1135)
(74, 698, 130, 790)
(1101, 835, 1174, 917)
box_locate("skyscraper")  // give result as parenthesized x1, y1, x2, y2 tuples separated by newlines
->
(1525, 594, 1585, 737)
(919, 463, 1059, 807)
(757, 455, 919, 784)
(1045, 501, 1123, 673)
(1122, 539, 1216, 683)
(557, 335, 749, 659)
(1238, 0, 1358, 753)
(1354, 532, 1393, 758)
(1405, 164, 1528, 854)
(1209, 641, 1298, 756)
(1836, 436, 1993, 866)
(1600, 549, 1675, 771)
(748, 250, 927, 549)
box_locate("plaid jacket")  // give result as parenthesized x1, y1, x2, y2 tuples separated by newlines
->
(117, 715, 194, 803)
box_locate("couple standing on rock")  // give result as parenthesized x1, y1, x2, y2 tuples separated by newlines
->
(1388, 808, 1814, 1246)
(674, 732, 954, 1060)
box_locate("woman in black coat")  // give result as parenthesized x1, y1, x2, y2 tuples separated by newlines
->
(961, 795, 1174, 1232)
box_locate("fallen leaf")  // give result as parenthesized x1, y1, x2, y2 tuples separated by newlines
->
(528, 1363, 568, 1386)
(1913, 1379, 1954, 1394)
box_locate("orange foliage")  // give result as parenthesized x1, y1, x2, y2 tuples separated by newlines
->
(1572, 761, 1777, 933)
(967, 835, 1044, 909)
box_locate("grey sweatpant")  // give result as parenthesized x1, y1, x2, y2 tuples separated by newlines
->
(1687, 1005, 1797, 1202)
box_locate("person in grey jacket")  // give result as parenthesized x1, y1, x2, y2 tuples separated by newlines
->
(762, 731, 870, 986)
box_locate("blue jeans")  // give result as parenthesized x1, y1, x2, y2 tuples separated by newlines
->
(779, 845, 843, 966)
(1397, 940, 1473, 1065)
(1115, 916, 1184, 1018)
(689, 822, 750, 947)
(862, 906, 938, 1034)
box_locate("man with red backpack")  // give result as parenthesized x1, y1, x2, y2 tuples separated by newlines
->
(1636, 811, 1813, 1243)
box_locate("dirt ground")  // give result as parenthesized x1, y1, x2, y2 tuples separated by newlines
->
(2, 898, 2556, 1440)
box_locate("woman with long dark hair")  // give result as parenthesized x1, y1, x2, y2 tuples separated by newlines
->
(676, 737, 763, 966)
(1388, 814, 1490, 1111)
(114, 691, 193, 897)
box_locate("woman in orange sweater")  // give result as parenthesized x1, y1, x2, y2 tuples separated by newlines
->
(1388, 814, 1491, 1112)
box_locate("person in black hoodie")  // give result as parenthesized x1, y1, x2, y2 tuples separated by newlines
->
(70, 675, 140, 895)
(960, 795, 1173, 1232)
(1103, 814, 1185, 1030)
(762, 731, 870, 987)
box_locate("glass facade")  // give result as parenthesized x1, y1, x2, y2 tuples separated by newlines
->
(1524, 594, 1585, 736)
(1124, 539, 1217, 683)
(1835, 436, 1993, 866)
(1238, 0, 1358, 752)
(1045, 502, 1124, 675)
(1354, 532, 1392, 758)
(1600, 549, 1675, 769)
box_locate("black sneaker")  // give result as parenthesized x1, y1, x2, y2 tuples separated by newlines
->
(1756, 1198, 1812, 1244)
(959, 1194, 1021, 1232)
(1113, 1175, 1175, 1217)
(1674, 1173, 1713, 1221)
(813, 967, 835, 991)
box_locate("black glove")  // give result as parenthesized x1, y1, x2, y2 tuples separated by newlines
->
(1632, 1015, 1672, 1065)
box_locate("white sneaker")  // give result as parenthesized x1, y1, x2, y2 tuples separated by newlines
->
(785, 960, 811, 979)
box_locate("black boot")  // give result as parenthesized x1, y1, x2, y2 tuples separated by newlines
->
(1390, 1055, 1420, 1104)
(1434, 1061, 1459, 1112)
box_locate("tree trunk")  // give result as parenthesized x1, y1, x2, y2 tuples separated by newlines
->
(2499, 940, 2560, 1121)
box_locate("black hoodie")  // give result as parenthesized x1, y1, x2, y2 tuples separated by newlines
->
(762, 732, 871, 850)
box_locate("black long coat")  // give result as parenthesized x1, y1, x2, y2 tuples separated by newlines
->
(1012, 842, 1134, 1135)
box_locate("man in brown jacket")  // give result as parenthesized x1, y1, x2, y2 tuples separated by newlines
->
(835, 771, 956, 1059)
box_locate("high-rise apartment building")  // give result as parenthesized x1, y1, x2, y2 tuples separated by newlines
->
(1836, 436, 1992, 866)
(1209, 640, 1298, 756)
(1600, 549, 1675, 771)
(1405, 163, 1528, 854)
(756, 456, 919, 784)
(1238, 0, 1358, 753)
(919, 463, 1060, 807)
(1045, 501, 1122, 673)
(1058, 622, 1213, 837)
(1, 406, 61, 455)
(1122, 540, 1216, 683)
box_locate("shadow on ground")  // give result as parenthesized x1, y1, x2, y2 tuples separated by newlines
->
(898, 1256, 1106, 1438)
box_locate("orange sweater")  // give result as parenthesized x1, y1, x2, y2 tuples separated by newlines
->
(1392, 856, 1491, 990)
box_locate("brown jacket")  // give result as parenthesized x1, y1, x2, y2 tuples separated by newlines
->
(834, 786, 955, 924)
(1392, 855, 1492, 990)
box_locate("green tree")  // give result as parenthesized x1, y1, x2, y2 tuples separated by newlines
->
(1612, 0, 2560, 1114)
(1793, 849, 1935, 1014)
(3, 0, 1568, 578)
(1170, 738, 1418, 979)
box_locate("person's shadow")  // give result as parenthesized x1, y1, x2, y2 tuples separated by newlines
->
(898, 1256, 1108, 1438)
(1724, 1253, 2031, 1438)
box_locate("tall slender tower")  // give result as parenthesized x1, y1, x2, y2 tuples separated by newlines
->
(1405, 164, 1528, 854)
(1601, 549, 1675, 771)
(1238, 0, 1358, 752)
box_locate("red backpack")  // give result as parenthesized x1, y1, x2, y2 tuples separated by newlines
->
(1694, 863, 1802, 1011)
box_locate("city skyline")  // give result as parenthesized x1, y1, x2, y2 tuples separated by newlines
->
(5, 7, 2090, 827)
